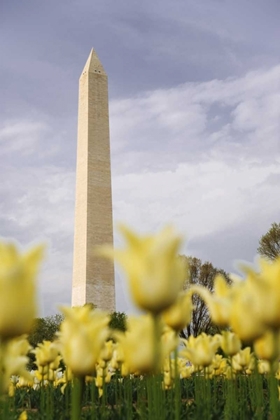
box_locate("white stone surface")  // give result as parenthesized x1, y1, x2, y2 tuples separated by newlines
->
(72, 49, 115, 312)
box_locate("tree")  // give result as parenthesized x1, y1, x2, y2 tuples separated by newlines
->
(109, 312, 127, 332)
(257, 222, 280, 261)
(83, 303, 97, 310)
(28, 314, 64, 348)
(180, 256, 230, 338)
(27, 314, 64, 370)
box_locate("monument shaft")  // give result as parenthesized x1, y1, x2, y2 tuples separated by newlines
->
(72, 49, 115, 311)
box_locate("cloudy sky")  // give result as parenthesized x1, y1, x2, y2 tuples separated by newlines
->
(1, 0, 279, 315)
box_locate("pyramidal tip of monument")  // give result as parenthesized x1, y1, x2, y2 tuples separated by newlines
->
(81, 48, 106, 76)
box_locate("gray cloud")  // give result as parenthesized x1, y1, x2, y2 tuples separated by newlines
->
(1, 0, 279, 114)
(1, 0, 279, 315)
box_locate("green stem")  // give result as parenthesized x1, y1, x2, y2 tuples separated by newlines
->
(0, 338, 9, 397)
(46, 365, 54, 420)
(91, 379, 96, 420)
(147, 375, 154, 420)
(71, 376, 84, 420)
(0, 338, 7, 419)
(174, 346, 181, 420)
(152, 315, 162, 373)
(269, 363, 278, 419)
(269, 330, 280, 419)
(150, 315, 163, 420)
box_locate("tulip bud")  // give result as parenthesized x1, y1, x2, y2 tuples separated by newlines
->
(0, 243, 43, 339)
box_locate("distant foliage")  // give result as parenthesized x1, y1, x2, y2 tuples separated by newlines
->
(109, 311, 127, 332)
(83, 303, 97, 310)
(28, 314, 64, 347)
(257, 222, 280, 261)
(28, 314, 64, 369)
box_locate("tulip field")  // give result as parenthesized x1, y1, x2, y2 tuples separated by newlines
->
(1, 226, 280, 419)
(6, 371, 279, 419)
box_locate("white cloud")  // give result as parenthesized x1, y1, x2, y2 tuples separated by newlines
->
(112, 158, 280, 238)
(0, 120, 48, 155)
(110, 63, 280, 276)
(0, 118, 75, 315)
(0, 119, 68, 160)
(110, 65, 280, 172)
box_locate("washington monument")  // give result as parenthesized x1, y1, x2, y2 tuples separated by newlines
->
(72, 49, 115, 312)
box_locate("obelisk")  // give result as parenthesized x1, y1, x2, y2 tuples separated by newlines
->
(72, 49, 115, 312)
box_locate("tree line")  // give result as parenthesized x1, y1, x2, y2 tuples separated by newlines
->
(28, 222, 280, 354)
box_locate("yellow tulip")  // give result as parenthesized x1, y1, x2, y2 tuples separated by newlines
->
(231, 347, 255, 372)
(120, 362, 130, 377)
(100, 340, 114, 362)
(253, 329, 280, 362)
(32, 340, 60, 367)
(9, 382, 15, 397)
(18, 411, 28, 420)
(210, 354, 228, 376)
(275, 363, 280, 380)
(224, 365, 236, 380)
(219, 331, 241, 356)
(104, 368, 114, 384)
(164, 371, 173, 389)
(253, 258, 280, 329)
(58, 306, 110, 377)
(55, 366, 73, 392)
(109, 345, 122, 370)
(0, 336, 32, 392)
(229, 276, 267, 342)
(258, 360, 270, 374)
(180, 333, 220, 367)
(0, 242, 43, 339)
(115, 314, 175, 374)
(191, 274, 232, 327)
(162, 291, 193, 332)
(97, 359, 106, 368)
(168, 357, 194, 379)
(97, 225, 187, 313)
(161, 326, 179, 355)
(162, 357, 190, 388)
(16, 374, 36, 389)
(179, 362, 193, 379)
(49, 355, 62, 371)
(95, 367, 104, 388)
(115, 314, 157, 374)
(229, 258, 280, 341)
